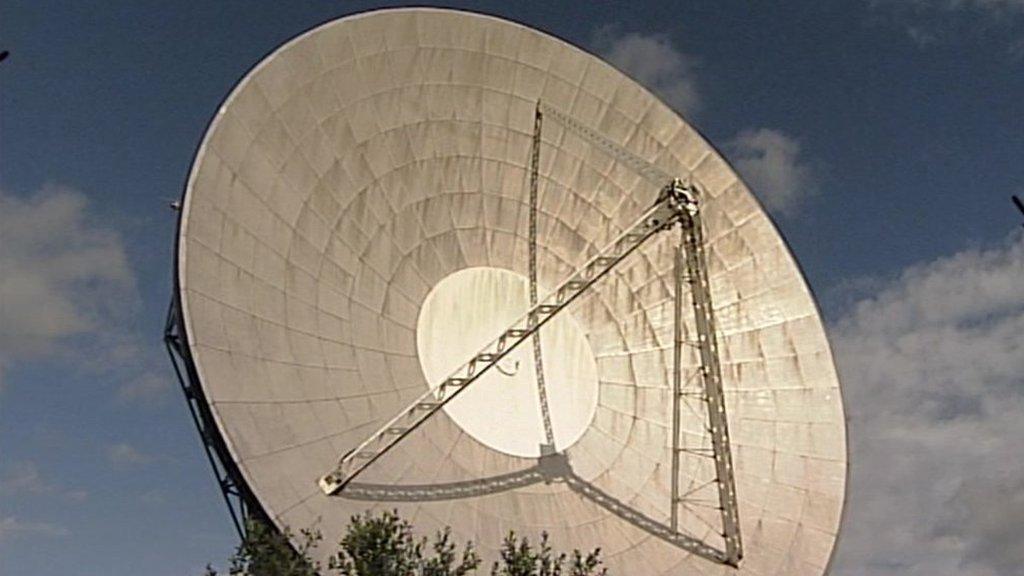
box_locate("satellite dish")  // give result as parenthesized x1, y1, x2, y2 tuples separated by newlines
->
(168, 8, 847, 575)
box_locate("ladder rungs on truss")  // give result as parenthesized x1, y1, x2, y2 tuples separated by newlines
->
(538, 101, 675, 188)
(669, 207, 743, 566)
(681, 205, 742, 565)
(318, 182, 697, 495)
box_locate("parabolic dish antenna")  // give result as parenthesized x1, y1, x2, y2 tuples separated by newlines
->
(167, 8, 846, 575)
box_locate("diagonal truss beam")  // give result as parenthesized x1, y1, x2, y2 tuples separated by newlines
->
(337, 452, 730, 565)
(318, 103, 743, 566)
(319, 182, 697, 495)
(680, 206, 743, 566)
(544, 101, 743, 563)
(538, 101, 675, 188)
(528, 102, 556, 451)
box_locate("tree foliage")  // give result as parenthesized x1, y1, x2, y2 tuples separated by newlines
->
(328, 510, 479, 576)
(218, 518, 320, 576)
(491, 532, 606, 576)
(205, 510, 606, 576)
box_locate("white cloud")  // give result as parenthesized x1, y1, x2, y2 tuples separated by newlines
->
(592, 26, 700, 116)
(726, 128, 817, 216)
(1010, 35, 1024, 58)
(873, 0, 1024, 15)
(872, 0, 1024, 54)
(830, 232, 1024, 575)
(107, 442, 153, 466)
(936, 473, 1024, 573)
(590, 28, 818, 217)
(915, 0, 1024, 12)
(0, 186, 136, 385)
(116, 371, 173, 405)
(907, 24, 939, 46)
(66, 488, 90, 502)
(0, 517, 68, 541)
(138, 488, 168, 506)
(0, 462, 46, 495)
(0, 461, 90, 502)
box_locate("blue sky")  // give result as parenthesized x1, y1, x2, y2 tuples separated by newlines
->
(1, 1, 1022, 575)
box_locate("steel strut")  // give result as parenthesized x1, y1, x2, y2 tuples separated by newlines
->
(318, 103, 744, 566)
(319, 181, 697, 495)
(528, 102, 557, 452)
(678, 205, 744, 566)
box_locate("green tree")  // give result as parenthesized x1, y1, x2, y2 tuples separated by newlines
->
(205, 510, 606, 576)
(491, 532, 606, 576)
(328, 510, 479, 576)
(222, 518, 321, 576)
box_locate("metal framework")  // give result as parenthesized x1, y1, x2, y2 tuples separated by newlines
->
(319, 181, 697, 494)
(336, 452, 730, 565)
(164, 297, 267, 539)
(671, 245, 686, 532)
(171, 92, 742, 564)
(542, 102, 743, 565)
(528, 103, 557, 452)
(679, 211, 743, 565)
(316, 104, 745, 566)
(537, 101, 675, 187)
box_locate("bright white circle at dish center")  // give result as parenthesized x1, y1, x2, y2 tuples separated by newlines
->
(415, 267, 600, 458)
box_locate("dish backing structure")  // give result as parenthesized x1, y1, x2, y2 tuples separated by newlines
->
(166, 8, 847, 576)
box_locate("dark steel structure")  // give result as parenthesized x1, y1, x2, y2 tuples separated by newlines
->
(164, 296, 267, 538)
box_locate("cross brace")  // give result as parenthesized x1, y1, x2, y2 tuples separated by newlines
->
(319, 181, 698, 495)
(165, 299, 265, 539)
(543, 100, 743, 565)
(537, 101, 675, 188)
(317, 102, 743, 566)
(672, 211, 744, 566)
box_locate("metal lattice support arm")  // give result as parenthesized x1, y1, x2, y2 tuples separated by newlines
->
(538, 101, 675, 188)
(164, 300, 266, 539)
(528, 102, 557, 451)
(680, 205, 744, 566)
(319, 182, 697, 495)
(542, 101, 744, 565)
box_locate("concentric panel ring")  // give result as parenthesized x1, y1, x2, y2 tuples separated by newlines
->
(177, 8, 846, 575)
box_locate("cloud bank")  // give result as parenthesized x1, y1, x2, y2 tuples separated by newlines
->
(107, 442, 154, 466)
(0, 461, 88, 502)
(0, 186, 136, 384)
(878, 0, 1024, 14)
(0, 517, 68, 541)
(593, 27, 818, 216)
(593, 26, 701, 117)
(727, 128, 818, 216)
(830, 232, 1024, 575)
(872, 0, 1024, 55)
